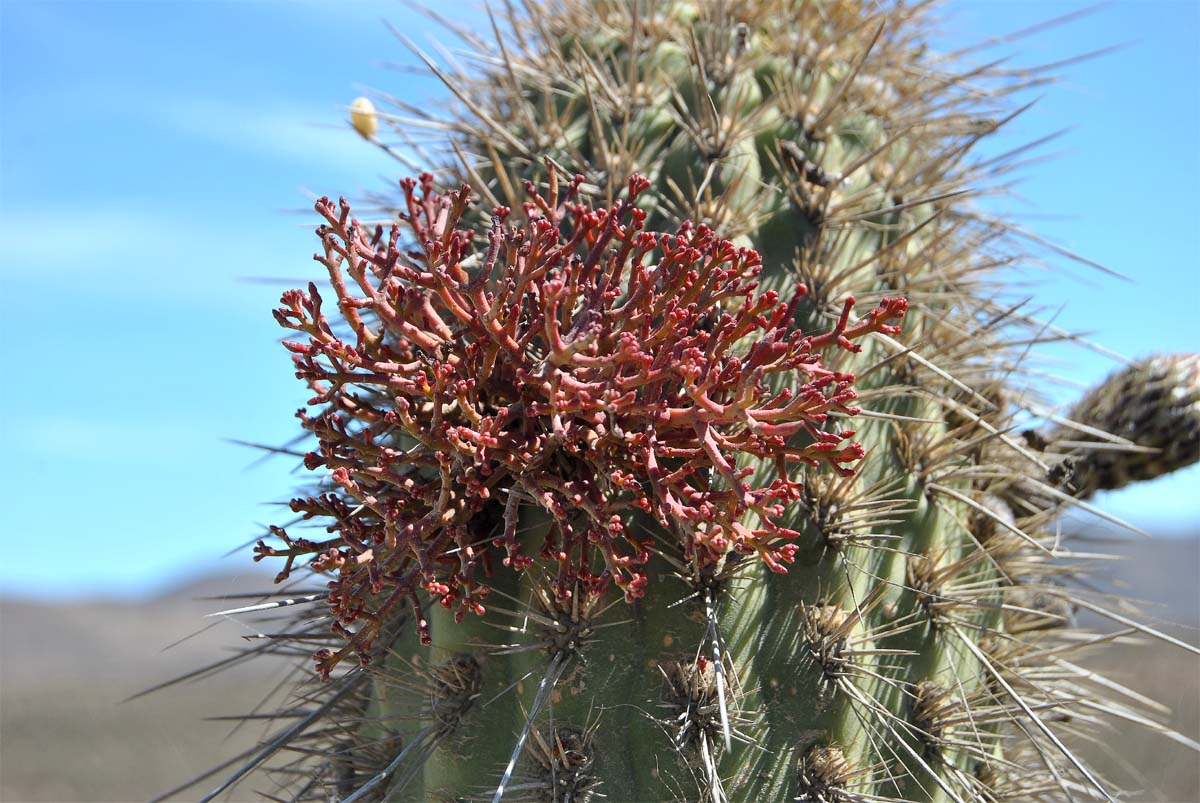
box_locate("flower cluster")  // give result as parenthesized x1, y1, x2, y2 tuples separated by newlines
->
(260, 171, 906, 676)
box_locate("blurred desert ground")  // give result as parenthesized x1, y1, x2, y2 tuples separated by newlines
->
(2, 533, 1197, 803)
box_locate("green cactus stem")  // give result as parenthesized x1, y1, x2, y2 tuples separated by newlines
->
(157, 3, 1200, 803)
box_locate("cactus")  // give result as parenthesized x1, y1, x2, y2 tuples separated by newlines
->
(162, 3, 1200, 803)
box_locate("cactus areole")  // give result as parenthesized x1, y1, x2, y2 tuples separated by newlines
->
(169, 3, 1200, 803)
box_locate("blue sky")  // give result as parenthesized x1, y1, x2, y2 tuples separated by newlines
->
(1, 1, 1197, 600)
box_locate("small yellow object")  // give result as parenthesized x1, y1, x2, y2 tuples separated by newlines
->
(350, 96, 377, 140)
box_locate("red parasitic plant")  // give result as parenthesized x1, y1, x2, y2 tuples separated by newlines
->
(261, 169, 906, 678)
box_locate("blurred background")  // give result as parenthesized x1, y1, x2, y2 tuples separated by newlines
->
(1, 1, 1196, 801)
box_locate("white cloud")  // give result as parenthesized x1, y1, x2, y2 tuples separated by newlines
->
(0, 204, 312, 315)
(0, 208, 171, 273)
(9, 414, 214, 465)
(155, 97, 406, 178)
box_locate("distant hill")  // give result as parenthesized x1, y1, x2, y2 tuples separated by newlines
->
(2, 571, 293, 687)
(1, 571, 302, 802)
(1067, 529, 1200, 634)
